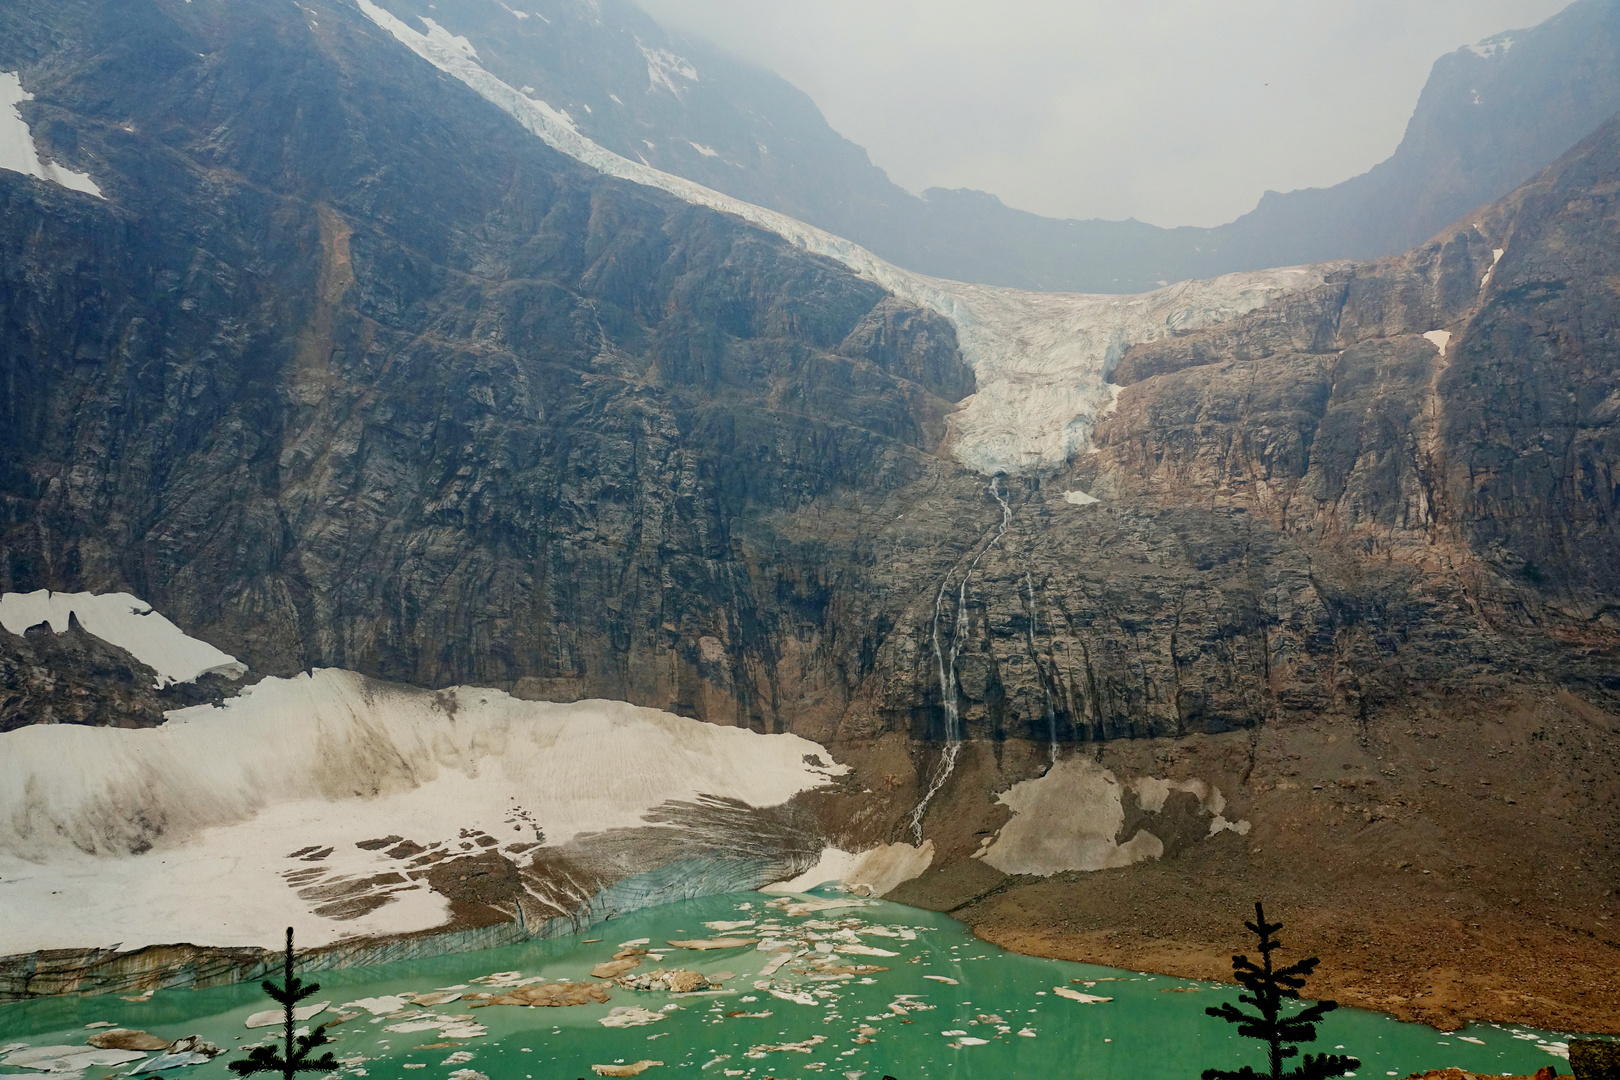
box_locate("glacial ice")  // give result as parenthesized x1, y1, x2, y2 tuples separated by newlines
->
(352, 2, 1329, 476)
(0, 72, 102, 198)
(0, 668, 847, 952)
(0, 590, 247, 687)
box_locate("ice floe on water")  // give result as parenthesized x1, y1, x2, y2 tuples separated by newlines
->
(352, 1, 1330, 476)
(0, 890, 1591, 1080)
(0, 590, 247, 687)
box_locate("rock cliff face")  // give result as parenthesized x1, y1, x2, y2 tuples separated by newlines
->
(4, 0, 1620, 798)
(0, 0, 971, 733)
(2, 0, 1619, 1026)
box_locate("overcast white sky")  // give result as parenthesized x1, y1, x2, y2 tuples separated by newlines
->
(637, 0, 1573, 227)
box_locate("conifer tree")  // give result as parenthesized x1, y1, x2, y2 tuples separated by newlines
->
(1203, 902, 1360, 1080)
(229, 927, 339, 1080)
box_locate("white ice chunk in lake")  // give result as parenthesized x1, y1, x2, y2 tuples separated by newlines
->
(352, 1, 1333, 477)
(0, 669, 848, 953)
(247, 1002, 327, 1028)
(3, 1046, 148, 1072)
(0, 591, 247, 687)
(760, 842, 932, 897)
(0, 72, 102, 197)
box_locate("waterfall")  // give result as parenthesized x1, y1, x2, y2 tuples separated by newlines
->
(909, 478, 1013, 842)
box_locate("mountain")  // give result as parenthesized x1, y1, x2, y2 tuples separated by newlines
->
(347, 0, 1620, 292)
(1, 0, 1618, 1033)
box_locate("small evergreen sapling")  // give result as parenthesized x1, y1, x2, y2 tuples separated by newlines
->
(229, 927, 339, 1080)
(1203, 903, 1360, 1080)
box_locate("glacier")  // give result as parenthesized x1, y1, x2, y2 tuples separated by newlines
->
(0, 667, 855, 954)
(352, 0, 1331, 476)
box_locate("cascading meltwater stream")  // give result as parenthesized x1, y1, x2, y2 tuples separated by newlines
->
(909, 477, 1014, 842)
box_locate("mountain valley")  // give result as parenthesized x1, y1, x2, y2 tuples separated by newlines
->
(0, 0, 1617, 1043)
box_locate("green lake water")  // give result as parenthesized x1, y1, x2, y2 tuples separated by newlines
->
(1, 890, 1600, 1080)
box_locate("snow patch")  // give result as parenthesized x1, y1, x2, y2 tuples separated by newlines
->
(760, 842, 933, 898)
(1423, 330, 1452, 357)
(637, 40, 697, 95)
(1467, 34, 1514, 59)
(0, 72, 102, 197)
(0, 590, 246, 687)
(981, 758, 1247, 876)
(0, 669, 847, 952)
(352, 1, 1326, 476)
(1062, 489, 1099, 506)
(417, 17, 478, 60)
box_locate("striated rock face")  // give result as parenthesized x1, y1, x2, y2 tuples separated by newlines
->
(0, 0, 971, 732)
(3, 0, 1619, 768)
(2, 0, 1619, 1018)
(348, 0, 1620, 293)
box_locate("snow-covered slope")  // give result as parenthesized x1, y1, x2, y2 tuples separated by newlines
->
(354, 0, 1328, 475)
(0, 590, 246, 687)
(0, 668, 848, 952)
(0, 71, 101, 197)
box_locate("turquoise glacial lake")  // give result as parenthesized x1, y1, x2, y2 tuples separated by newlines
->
(0, 891, 1597, 1080)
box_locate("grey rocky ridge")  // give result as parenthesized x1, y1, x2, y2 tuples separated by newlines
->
(0, 0, 1617, 1040)
(349, 0, 1620, 292)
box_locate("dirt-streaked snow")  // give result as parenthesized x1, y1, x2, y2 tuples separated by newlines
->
(977, 757, 1248, 876)
(0, 590, 246, 687)
(0, 71, 102, 198)
(760, 842, 934, 898)
(0, 669, 847, 953)
(352, 2, 1329, 476)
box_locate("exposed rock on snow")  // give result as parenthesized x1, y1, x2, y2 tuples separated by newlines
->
(352, 0, 1323, 475)
(0, 668, 847, 953)
(0, 591, 246, 688)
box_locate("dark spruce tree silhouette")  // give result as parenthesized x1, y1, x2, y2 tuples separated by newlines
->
(229, 927, 339, 1080)
(1203, 903, 1360, 1080)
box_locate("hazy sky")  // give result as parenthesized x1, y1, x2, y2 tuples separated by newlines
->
(637, 0, 1573, 228)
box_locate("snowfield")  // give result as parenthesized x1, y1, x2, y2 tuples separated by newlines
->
(0, 590, 247, 687)
(353, 0, 1329, 476)
(0, 71, 102, 198)
(0, 668, 850, 953)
